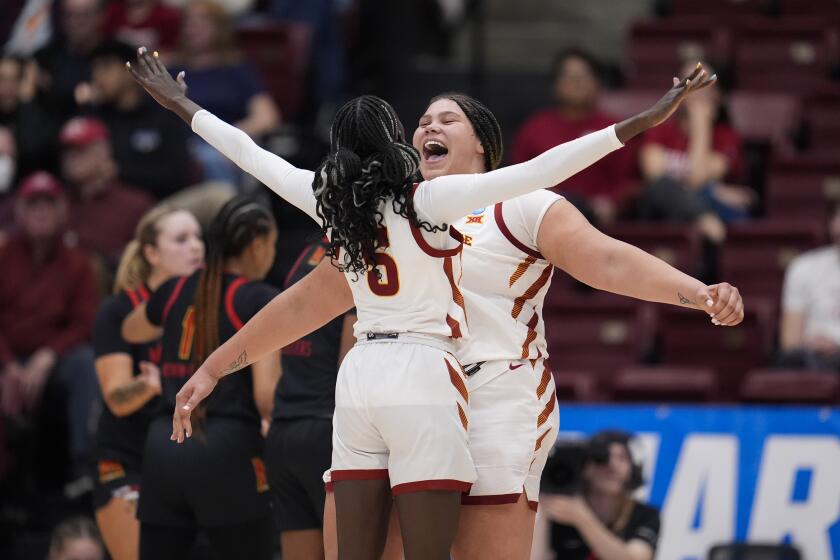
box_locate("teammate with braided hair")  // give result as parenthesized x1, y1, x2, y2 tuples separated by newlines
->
(128, 46, 723, 559)
(121, 196, 281, 560)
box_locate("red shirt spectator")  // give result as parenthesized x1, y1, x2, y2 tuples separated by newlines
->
(511, 108, 633, 201)
(104, 0, 182, 51)
(59, 117, 155, 264)
(0, 174, 98, 364)
(641, 119, 744, 184)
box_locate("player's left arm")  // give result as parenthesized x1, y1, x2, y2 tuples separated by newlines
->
(122, 303, 164, 344)
(536, 199, 743, 325)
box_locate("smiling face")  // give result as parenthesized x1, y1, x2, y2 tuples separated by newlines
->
(412, 98, 486, 180)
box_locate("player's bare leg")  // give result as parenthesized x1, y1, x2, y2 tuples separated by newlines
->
(333, 479, 392, 560)
(324, 491, 404, 560)
(96, 498, 140, 560)
(451, 494, 536, 560)
(282, 529, 325, 560)
(394, 491, 461, 560)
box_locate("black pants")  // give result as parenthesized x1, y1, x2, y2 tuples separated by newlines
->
(265, 418, 333, 532)
(140, 517, 274, 560)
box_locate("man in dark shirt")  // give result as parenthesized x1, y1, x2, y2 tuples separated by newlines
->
(533, 431, 661, 560)
(0, 172, 100, 474)
(59, 116, 155, 267)
(85, 40, 192, 198)
(33, 0, 108, 120)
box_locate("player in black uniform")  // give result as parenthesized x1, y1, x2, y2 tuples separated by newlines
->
(121, 196, 281, 560)
(263, 239, 356, 560)
(92, 206, 204, 560)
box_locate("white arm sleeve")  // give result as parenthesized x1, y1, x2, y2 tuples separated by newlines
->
(414, 125, 623, 225)
(191, 110, 319, 221)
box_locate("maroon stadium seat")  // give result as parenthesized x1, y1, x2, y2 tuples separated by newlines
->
(740, 369, 840, 403)
(235, 21, 312, 120)
(766, 154, 840, 222)
(669, 0, 770, 16)
(605, 223, 702, 276)
(720, 220, 826, 302)
(734, 18, 832, 93)
(626, 18, 732, 88)
(778, 0, 840, 16)
(543, 291, 656, 379)
(609, 366, 720, 402)
(728, 92, 800, 152)
(552, 370, 602, 402)
(805, 87, 840, 153)
(659, 297, 776, 399)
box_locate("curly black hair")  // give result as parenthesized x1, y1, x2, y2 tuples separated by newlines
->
(313, 95, 444, 277)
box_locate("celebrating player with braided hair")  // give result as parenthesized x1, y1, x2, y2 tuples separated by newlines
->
(127, 45, 726, 559)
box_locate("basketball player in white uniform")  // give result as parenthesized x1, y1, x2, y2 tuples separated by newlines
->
(128, 50, 732, 559)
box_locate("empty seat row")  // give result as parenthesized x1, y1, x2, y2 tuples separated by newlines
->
(627, 16, 839, 93)
(554, 366, 840, 404)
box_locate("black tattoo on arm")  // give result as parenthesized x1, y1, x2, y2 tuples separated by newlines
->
(220, 350, 248, 375)
(678, 292, 695, 306)
(109, 379, 151, 405)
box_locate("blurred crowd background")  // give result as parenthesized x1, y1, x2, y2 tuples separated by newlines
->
(2, 0, 840, 558)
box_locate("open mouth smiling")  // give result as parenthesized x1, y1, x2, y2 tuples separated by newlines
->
(422, 139, 449, 163)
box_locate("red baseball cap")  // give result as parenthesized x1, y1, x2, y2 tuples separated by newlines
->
(60, 117, 110, 147)
(17, 172, 65, 200)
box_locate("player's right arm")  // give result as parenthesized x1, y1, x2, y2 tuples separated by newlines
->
(171, 259, 354, 442)
(127, 47, 318, 221)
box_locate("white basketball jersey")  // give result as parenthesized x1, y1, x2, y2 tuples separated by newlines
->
(345, 199, 468, 340)
(454, 190, 563, 365)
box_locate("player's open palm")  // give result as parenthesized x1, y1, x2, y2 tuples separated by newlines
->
(171, 368, 218, 443)
(126, 46, 187, 112)
(646, 62, 718, 128)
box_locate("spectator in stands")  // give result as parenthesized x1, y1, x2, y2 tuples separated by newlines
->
(532, 431, 660, 560)
(638, 61, 754, 243)
(83, 40, 192, 198)
(0, 55, 60, 180)
(174, 0, 280, 184)
(48, 516, 105, 560)
(59, 117, 155, 267)
(104, 0, 182, 53)
(511, 49, 634, 225)
(34, 0, 107, 120)
(0, 172, 100, 476)
(269, 0, 349, 123)
(779, 203, 840, 371)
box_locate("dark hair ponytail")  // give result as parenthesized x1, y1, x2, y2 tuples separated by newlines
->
(313, 95, 444, 277)
(192, 195, 275, 368)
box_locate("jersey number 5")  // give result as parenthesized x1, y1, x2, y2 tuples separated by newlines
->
(367, 227, 400, 297)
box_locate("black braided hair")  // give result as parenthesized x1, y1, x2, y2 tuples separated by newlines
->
(192, 195, 275, 367)
(429, 92, 504, 171)
(313, 95, 444, 277)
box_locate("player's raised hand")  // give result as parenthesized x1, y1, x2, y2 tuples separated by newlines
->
(614, 62, 717, 144)
(697, 282, 744, 327)
(171, 368, 218, 443)
(645, 62, 718, 128)
(126, 46, 195, 121)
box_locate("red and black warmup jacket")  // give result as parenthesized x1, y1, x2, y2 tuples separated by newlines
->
(145, 270, 278, 424)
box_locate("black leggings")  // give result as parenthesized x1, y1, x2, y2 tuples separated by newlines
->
(139, 517, 274, 560)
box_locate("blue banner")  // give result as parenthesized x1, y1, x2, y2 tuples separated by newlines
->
(557, 405, 840, 560)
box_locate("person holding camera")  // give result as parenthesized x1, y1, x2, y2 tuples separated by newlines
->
(532, 431, 660, 560)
